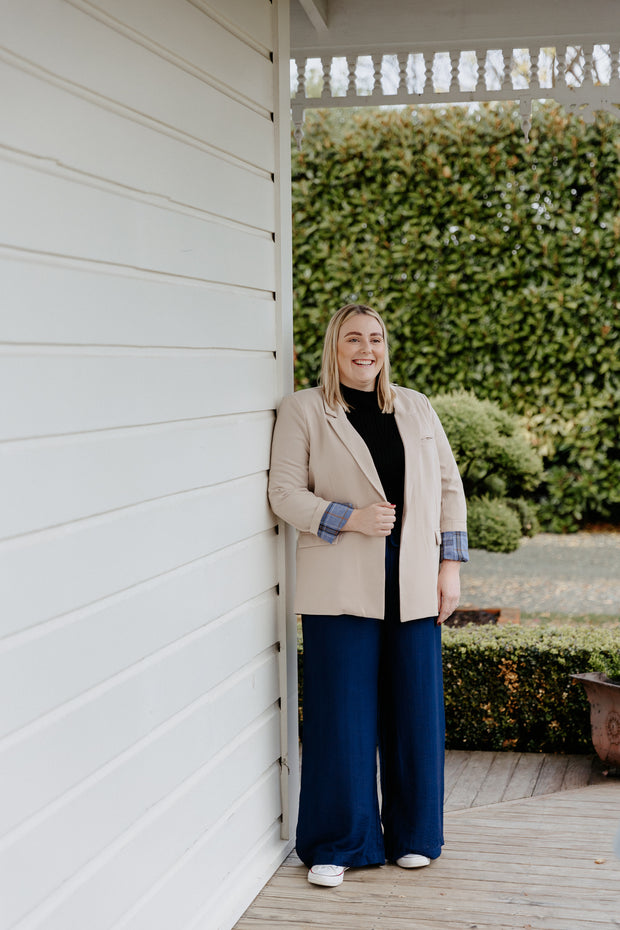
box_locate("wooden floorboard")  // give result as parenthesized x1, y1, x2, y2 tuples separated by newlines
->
(444, 750, 496, 810)
(564, 753, 598, 789)
(443, 750, 471, 798)
(234, 755, 620, 930)
(500, 751, 545, 801)
(532, 752, 570, 795)
(466, 749, 520, 807)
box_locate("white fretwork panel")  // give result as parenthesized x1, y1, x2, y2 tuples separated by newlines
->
(291, 43, 620, 140)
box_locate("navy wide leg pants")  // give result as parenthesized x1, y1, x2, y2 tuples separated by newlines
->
(296, 535, 445, 868)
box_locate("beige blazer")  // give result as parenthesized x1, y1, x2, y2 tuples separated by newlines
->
(268, 385, 467, 622)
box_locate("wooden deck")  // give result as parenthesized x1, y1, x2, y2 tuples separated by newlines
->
(234, 752, 620, 930)
(443, 749, 607, 811)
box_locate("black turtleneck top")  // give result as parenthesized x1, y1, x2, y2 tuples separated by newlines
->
(340, 383, 406, 539)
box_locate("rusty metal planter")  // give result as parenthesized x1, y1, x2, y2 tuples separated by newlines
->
(572, 673, 620, 767)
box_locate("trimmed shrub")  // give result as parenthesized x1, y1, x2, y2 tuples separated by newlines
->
(431, 390, 543, 550)
(432, 391, 543, 499)
(506, 497, 540, 537)
(587, 651, 620, 683)
(442, 625, 620, 753)
(466, 496, 522, 551)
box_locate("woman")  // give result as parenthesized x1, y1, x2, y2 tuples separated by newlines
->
(268, 304, 468, 887)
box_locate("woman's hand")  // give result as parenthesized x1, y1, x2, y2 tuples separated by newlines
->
(437, 559, 461, 624)
(344, 503, 396, 537)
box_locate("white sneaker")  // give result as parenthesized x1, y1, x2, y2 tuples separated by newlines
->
(308, 864, 348, 887)
(395, 853, 431, 869)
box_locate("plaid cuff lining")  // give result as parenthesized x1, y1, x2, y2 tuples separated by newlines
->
(317, 502, 354, 543)
(440, 530, 469, 562)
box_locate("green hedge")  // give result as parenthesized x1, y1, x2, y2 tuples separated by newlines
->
(292, 104, 620, 530)
(442, 625, 620, 753)
(297, 624, 620, 752)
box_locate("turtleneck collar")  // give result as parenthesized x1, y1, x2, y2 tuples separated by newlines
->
(340, 382, 380, 411)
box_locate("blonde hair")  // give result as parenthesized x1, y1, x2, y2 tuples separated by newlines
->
(320, 304, 395, 413)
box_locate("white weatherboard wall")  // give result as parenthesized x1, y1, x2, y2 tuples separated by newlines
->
(0, 2, 298, 929)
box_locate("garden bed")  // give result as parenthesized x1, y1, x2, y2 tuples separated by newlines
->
(445, 606, 520, 628)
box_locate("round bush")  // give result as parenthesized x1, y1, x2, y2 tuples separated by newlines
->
(431, 391, 543, 500)
(506, 497, 540, 537)
(467, 496, 522, 552)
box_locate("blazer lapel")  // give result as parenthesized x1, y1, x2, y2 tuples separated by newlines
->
(323, 396, 386, 499)
(393, 387, 426, 507)
(393, 388, 423, 449)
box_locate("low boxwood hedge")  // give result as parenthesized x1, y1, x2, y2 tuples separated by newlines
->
(297, 624, 620, 753)
(443, 625, 619, 752)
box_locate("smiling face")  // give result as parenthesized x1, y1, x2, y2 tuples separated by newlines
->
(336, 313, 386, 392)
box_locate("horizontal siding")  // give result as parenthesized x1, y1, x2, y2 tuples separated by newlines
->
(26, 756, 283, 930)
(0, 158, 275, 289)
(113, 768, 283, 930)
(1, 608, 277, 836)
(0, 348, 276, 440)
(192, 0, 275, 53)
(1, 1, 293, 928)
(0, 472, 274, 638)
(201, 821, 286, 930)
(79, 0, 274, 110)
(2, 0, 274, 170)
(0, 61, 275, 232)
(0, 412, 274, 539)
(1, 674, 282, 927)
(0, 532, 279, 739)
(0, 256, 276, 348)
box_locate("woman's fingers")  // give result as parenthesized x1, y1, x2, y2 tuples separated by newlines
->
(437, 597, 458, 624)
(436, 562, 461, 623)
(374, 503, 396, 535)
(344, 502, 395, 536)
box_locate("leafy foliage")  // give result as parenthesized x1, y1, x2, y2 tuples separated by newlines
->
(292, 104, 620, 530)
(466, 496, 523, 552)
(431, 391, 543, 550)
(524, 389, 620, 531)
(442, 624, 620, 752)
(506, 497, 540, 537)
(587, 650, 620, 683)
(431, 391, 543, 497)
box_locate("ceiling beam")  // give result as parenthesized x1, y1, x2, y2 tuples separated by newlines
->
(297, 0, 329, 33)
(291, 0, 620, 56)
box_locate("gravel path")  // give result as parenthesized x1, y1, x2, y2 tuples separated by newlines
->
(460, 532, 620, 616)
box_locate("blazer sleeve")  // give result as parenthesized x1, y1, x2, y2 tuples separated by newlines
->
(268, 393, 333, 536)
(430, 403, 468, 534)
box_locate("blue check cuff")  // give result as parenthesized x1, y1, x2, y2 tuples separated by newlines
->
(317, 502, 354, 543)
(441, 530, 469, 563)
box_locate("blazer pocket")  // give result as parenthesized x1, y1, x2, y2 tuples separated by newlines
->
(297, 531, 337, 548)
(420, 435, 438, 454)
